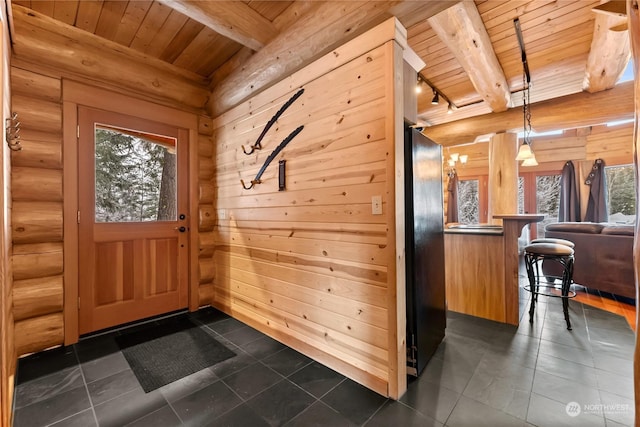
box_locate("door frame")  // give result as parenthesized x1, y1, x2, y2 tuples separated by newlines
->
(62, 80, 200, 345)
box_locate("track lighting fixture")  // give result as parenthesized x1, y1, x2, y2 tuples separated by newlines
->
(447, 103, 454, 114)
(431, 90, 439, 105)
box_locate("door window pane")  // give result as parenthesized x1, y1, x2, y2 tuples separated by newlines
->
(458, 179, 479, 224)
(605, 165, 636, 224)
(95, 125, 177, 222)
(535, 175, 561, 237)
(518, 177, 524, 214)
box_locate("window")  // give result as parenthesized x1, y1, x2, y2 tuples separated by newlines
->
(95, 124, 177, 222)
(457, 179, 479, 224)
(519, 171, 561, 238)
(605, 164, 636, 224)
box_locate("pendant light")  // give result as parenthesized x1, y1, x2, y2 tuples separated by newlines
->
(514, 18, 537, 166)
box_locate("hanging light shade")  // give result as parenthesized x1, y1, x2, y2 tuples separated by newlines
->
(521, 154, 538, 167)
(515, 142, 534, 160)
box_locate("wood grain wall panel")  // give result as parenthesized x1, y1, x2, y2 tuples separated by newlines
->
(209, 26, 401, 395)
(11, 66, 61, 102)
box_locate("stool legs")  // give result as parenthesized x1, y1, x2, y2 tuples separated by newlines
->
(561, 258, 574, 330)
(524, 250, 574, 330)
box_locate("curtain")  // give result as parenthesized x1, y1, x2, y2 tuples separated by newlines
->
(584, 158, 608, 223)
(558, 161, 580, 222)
(446, 172, 459, 224)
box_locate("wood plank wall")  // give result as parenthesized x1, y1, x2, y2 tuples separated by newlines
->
(208, 28, 403, 396)
(9, 67, 64, 355)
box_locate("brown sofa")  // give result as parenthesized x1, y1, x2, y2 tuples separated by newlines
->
(542, 222, 635, 299)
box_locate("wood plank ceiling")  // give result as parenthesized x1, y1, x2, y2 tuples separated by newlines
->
(11, 0, 631, 129)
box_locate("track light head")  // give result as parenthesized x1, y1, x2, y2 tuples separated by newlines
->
(431, 90, 439, 105)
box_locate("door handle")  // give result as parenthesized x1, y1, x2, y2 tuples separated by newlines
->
(175, 226, 187, 233)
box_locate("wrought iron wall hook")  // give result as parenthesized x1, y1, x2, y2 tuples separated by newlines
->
(5, 112, 21, 151)
(240, 125, 304, 190)
(242, 88, 304, 156)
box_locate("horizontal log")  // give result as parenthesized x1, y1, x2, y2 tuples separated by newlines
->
(14, 312, 64, 356)
(198, 116, 214, 136)
(199, 231, 215, 257)
(12, 201, 63, 244)
(198, 283, 215, 306)
(12, 275, 63, 321)
(12, 167, 63, 202)
(13, 243, 63, 281)
(12, 5, 209, 111)
(199, 181, 215, 204)
(11, 66, 61, 101)
(199, 204, 215, 231)
(198, 135, 213, 157)
(199, 157, 214, 180)
(199, 257, 215, 284)
(423, 81, 635, 146)
(12, 94, 61, 134)
(11, 139, 62, 169)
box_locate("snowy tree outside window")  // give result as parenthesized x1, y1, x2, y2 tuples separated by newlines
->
(535, 175, 561, 237)
(95, 127, 177, 222)
(457, 179, 479, 224)
(605, 165, 636, 224)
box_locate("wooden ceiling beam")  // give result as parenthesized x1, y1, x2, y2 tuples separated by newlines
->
(583, 13, 630, 93)
(423, 80, 634, 146)
(157, 0, 279, 51)
(209, 0, 453, 116)
(427, 1, 510, 112)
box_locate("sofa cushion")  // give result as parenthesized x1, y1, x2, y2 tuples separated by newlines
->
(601, 225, 634, 236)
(545, 222, 604, 234)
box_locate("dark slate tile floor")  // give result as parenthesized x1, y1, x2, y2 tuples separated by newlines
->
(13, 295, 636, 426)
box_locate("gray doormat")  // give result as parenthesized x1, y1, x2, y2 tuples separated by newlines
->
(115, 316, 236, 392)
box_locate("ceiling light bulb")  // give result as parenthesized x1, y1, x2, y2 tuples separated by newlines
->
(447, 103, 454, 114)
(431, 91, 439, 105)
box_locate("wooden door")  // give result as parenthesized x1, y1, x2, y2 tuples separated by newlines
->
(78, 107, 189, 334)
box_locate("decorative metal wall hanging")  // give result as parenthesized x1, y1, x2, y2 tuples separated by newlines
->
(242, 88, 304, 155)
(241, 125, 303, 190)
(5, 112, 21, 151)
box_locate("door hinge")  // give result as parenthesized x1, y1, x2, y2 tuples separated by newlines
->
(77, 211, 80, 223)
(76, 125, 80, 139)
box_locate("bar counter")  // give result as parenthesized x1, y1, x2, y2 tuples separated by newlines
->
(444, 215, 544, 325)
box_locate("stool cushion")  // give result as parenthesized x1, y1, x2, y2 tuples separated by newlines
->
(525, 243, 574, 256)
(530, 238, 575, 248)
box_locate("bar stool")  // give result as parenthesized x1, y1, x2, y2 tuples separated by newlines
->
(530, 237, 575, 248)
(524, 242, 576, 330)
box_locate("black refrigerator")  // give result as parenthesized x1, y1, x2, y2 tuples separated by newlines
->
(404, 124, 446, 377)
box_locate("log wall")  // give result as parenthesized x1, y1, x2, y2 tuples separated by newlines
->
(208, 20, 405, 397)
(0, 4, 14, 424)
(10, 67, 64, 355)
